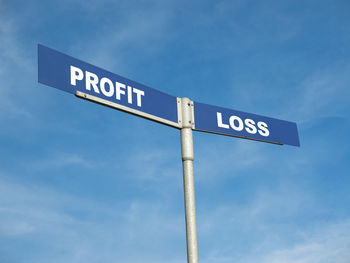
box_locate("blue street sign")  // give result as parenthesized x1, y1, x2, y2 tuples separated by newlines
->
(38, 44, 300, 146)
(193, 102, 300, 147)
(38, 44, 179, 127)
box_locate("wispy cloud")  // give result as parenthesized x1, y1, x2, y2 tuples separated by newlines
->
(67, 0, 178, 72)
(0, 10, 35, 120)
(125, 147, 180, 181)
(239, 220, 350, 263)
(1, 178, 334, 263)
(197, 183, 350, 263)
(198, 183, 313, 235)
(24, 152, 98, 171)
(195, 138, 266, 182)
(0, 174, 186, 263)
(292, 64, 350, 123)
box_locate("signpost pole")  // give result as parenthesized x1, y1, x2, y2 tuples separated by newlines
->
(180, 98, 199, 263)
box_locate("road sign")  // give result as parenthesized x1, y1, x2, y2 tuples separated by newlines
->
(38, 44, 300, 147)
(38, 44, 301, 263)
(193, 101, 300, 147)
(38, 44, 180, 128)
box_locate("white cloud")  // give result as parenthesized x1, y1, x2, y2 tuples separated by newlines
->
(68, 0, 178, 71)
(0, 174, 186, 263)
(195, 138, 266, 182)
(125, 147, 180, 181)
(241, 221, 350, 263)
(198, 183, 313, 235)
(280, 63, 350, 124)
(24, 152, 98, 171)
(0, 11, 34, 120)
(294, 65, 350, 122)
(197, 184, 350, 263)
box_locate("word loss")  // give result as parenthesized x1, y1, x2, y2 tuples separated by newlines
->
(70, 65, 145, 107)
(217, 112, 270, 137)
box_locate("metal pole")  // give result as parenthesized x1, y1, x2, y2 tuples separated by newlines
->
(180, 97, 198, 263)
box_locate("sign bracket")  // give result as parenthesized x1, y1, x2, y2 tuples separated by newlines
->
(75, 91, 181, 129)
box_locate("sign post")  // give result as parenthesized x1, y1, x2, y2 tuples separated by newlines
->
(180, 98, 198, 263)
(38, 44, 300, 263)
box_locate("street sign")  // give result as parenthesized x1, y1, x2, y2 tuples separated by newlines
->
(193, 101, 300, 147)
(38, 44, 180, 128)
(38, 44, 300, 263)
(38, 44, 300, 147)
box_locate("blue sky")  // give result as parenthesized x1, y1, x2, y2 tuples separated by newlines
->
(1, 0, 350, 262)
